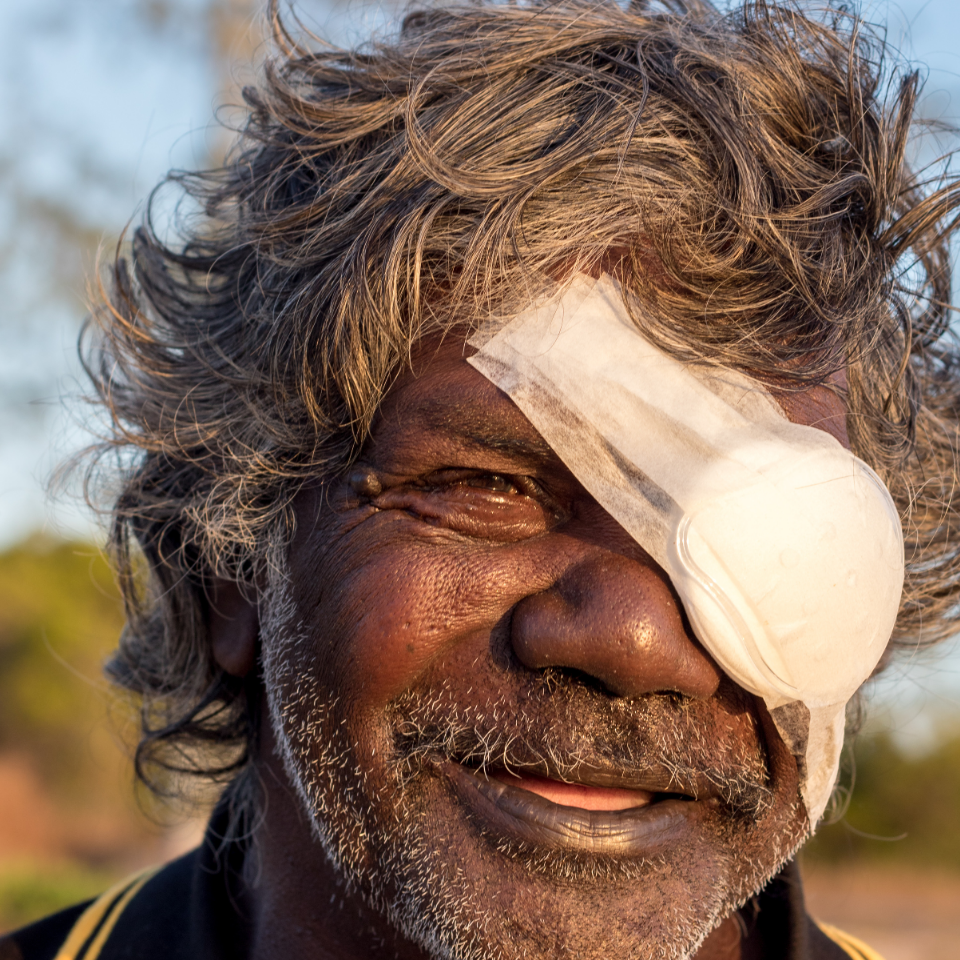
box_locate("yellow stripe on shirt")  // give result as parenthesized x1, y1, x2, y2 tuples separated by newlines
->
(53, 873, 884, 960)
(817, 922, 888, 960)
(53, 867, 160, 960)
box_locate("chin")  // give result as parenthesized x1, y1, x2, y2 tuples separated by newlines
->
(267, 700, 805, 960)
(384, 772, 805, 960)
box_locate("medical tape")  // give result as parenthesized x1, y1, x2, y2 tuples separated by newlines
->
(467, 273, 904, 824)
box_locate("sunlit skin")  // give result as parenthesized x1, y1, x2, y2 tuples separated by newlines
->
(210, 336, 850, 960)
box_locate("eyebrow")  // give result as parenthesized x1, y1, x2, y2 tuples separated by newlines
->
(417, 401, 558, 464)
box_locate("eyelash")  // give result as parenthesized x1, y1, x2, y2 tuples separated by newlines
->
(426, 469, 565, 515)
(457, 472, 521, 494)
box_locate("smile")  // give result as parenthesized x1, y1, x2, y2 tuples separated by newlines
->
(490, 770, 656, 810)
(439, 759, 715, 857)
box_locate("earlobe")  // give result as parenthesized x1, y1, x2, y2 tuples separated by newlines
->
(208, 578, 260, 678)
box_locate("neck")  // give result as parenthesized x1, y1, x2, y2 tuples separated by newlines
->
(695, 918, 747, 960)
(245, 742, 433, 960)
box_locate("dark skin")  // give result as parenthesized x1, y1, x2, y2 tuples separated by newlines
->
(210, 337, 850, 960)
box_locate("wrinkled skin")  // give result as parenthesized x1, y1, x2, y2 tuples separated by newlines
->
(212, 337, 850, 960)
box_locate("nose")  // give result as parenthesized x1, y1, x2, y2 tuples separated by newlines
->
(510, 552, 722, 699)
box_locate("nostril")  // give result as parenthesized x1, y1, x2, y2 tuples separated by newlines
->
(535, 664, 617, 697)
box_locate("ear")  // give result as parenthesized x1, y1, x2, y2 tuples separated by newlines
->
(208, 578, 260, 678)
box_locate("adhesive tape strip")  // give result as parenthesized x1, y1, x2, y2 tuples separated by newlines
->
(467, 273, 904, 823)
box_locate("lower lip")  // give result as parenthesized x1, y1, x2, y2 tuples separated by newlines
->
(440, 761, 711, 857)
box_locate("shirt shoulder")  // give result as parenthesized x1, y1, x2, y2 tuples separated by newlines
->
(0, 805, 250, 960)
(0, 901, 91, 960)
(749, 861, 887, 960)
(0, 866, 166, 960)
(0, 852, 206, 960)
(814, 922, 888, 960)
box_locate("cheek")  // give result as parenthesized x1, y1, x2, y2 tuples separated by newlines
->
(290, 512, 558, 707)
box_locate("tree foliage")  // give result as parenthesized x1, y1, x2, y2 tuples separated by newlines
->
(0, 537, 128, 795)
(805, 728, 960, 869)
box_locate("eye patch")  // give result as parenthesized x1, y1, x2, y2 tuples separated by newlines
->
(468, 273, 904, 825)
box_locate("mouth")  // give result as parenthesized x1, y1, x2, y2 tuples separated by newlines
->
(438, 759, 714, 856)
(489, 770, 659, 810)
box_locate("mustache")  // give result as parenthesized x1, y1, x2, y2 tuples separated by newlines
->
(389, 674, 774, 822)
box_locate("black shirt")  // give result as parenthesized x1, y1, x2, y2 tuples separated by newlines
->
(0, 812, 872, 960)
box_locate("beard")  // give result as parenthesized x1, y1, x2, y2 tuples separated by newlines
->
(261, 572, 808, 960)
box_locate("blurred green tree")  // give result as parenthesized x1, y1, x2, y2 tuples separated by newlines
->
(0, 537, 184, 933)
(0, 536, 127, 794)
(804, 727, 960, 869)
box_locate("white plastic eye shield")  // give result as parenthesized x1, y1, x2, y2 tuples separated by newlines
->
(467, 274, 904, 824)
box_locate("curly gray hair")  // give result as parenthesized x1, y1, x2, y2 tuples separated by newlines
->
(83, 0, 960, 814)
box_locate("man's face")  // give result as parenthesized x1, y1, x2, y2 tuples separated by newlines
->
(263, 337, 818, 960)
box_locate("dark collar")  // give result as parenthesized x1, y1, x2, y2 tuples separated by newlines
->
(3, 805, 852, 960)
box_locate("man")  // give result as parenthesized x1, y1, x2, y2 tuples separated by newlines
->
(4, 1, 960, 958)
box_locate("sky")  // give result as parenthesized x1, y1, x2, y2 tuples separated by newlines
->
(1, 0, 959, 739)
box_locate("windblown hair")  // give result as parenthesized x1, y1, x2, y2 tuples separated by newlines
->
(86, 0, 960, 803)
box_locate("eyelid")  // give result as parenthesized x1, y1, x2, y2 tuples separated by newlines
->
(426, 468, 528, 495)
(424, 468, 569, 521)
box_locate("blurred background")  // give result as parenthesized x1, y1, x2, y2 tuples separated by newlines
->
(0, 1, 958, 957)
